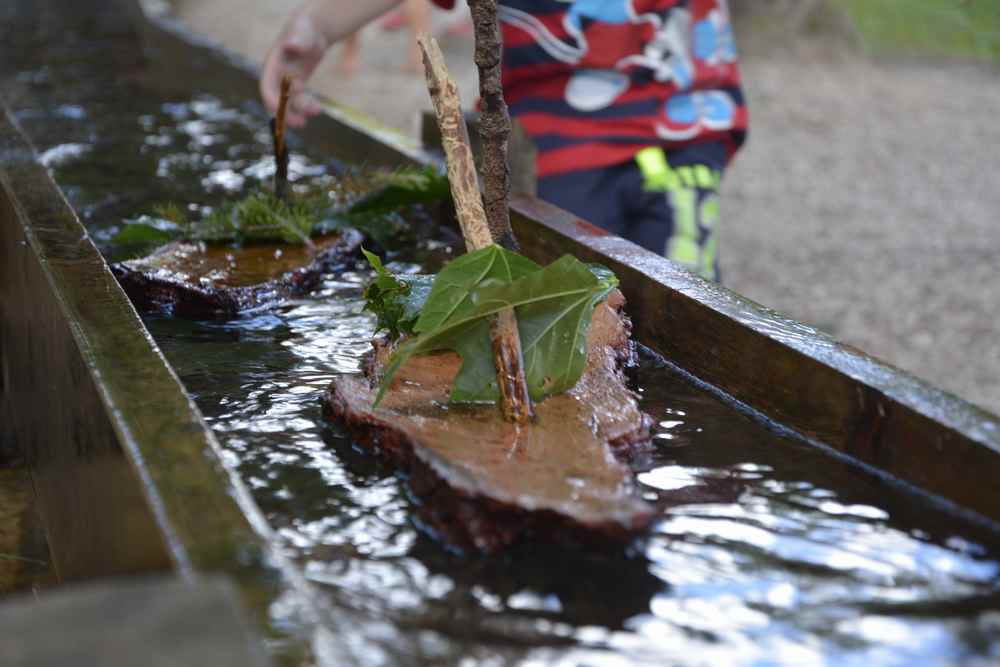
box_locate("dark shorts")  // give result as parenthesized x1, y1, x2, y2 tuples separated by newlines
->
(537, 141, 728, 282)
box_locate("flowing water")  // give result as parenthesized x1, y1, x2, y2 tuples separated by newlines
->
(3, 5, 999, 665)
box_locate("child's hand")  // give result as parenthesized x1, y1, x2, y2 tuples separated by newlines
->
(260, 11, 328, 128)
(260, 0, 403, 127)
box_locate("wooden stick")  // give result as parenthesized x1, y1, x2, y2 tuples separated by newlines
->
(418, 35, 534, 424)
(270, 75, 291, 200)
(467, 0, 517, 250)
(418, 37, 491, 251)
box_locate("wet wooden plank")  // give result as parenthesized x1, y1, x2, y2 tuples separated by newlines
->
(0, 465, 54, 596)
(0, 102, 281, 588)
(0, 576, 271, 666)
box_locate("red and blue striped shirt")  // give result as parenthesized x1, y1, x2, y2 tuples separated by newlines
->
(433, 1, 748, 178)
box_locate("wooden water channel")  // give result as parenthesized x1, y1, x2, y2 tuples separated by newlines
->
(1, 0, 999, 662)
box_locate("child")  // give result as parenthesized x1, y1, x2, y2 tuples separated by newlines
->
(260, 0, 747, 281)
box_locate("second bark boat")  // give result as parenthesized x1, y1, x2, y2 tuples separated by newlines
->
(112, 229, 363, 318)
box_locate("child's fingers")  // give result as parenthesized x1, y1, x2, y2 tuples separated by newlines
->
(291, 78, 321, 111)
(285, 110, 307, 129)
(262, 59, 314, 118)
(282, 41, 310, 62)
(300, 97, 322, 117)
(260, 68, 281, 114)
(261, 15, 330, 126)
(286, 96, 320, 128)
(285, 83, 321, 128)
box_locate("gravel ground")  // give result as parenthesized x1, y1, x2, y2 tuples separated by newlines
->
(725, 53, 1000, 416)
(172, 1, 1000, 415)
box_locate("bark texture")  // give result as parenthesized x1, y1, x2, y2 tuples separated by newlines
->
(467, 0, 517, 250)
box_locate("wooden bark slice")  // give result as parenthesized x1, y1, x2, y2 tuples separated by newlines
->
(324, 290, 656, 553)
(111, 229, 363, 319)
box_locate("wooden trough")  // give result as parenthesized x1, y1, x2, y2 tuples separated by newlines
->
(1, 0, 999, 662)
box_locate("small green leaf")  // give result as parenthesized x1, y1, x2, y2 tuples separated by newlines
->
(361, 248, 435, 339)
(509, 255, 617, 400)
(112, 222, 177, 246)
(348, 166, 449, 215)
(361, 247, 387, 274)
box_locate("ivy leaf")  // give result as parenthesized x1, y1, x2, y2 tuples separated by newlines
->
(348, 166, 449, 215)
(112, 222, 177, 246)
(112, 216, 182, 257)
(373, 253, 618, 407)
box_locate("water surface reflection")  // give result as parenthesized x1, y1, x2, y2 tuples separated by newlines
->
(147, 279, 1000, 666)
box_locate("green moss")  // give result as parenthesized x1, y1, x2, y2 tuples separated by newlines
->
(114, 166, 449, 252)
(194, 191, 325, 244)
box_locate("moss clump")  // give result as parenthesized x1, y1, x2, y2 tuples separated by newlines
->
(115, 166, 449, 253)
(187, 191, 327, 245)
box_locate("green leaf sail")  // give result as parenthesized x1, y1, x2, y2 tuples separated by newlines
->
(506, 256, 617, 400)
(414, 245, 541, 334)
(372, 251, 618, 408)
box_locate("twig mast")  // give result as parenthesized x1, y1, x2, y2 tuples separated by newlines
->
(467, 0, 517, 250)
(270, 75, 291, 200)
(417, 36, 534, 424)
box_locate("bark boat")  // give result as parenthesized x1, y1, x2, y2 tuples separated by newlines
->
(111, 229, 363, 318)
(325, 290, 655, 553)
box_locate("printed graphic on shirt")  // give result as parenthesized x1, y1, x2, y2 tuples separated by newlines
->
(657, 89, 736, 140)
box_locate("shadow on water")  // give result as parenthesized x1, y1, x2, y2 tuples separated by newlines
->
(4, 1, 1000, 664)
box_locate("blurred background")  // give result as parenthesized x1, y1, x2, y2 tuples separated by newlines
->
(171, 0, 1000, 415)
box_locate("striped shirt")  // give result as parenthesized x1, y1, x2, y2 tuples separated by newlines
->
(433, 0, 748, 178)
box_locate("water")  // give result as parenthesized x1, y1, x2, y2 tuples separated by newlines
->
(3, 6, 999, 665)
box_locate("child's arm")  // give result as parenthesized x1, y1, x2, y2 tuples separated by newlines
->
(260, 0, 404, 127)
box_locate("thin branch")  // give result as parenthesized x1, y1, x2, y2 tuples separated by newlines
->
(468, 0, 518, 250)
(270, 75, 291, 200)
(418, 36, 494, 251)
(418, 35, 534, 424)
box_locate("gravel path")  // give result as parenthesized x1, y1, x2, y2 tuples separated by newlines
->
(172, 1, 1000, 415)
(726, 53, 1000, 416)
